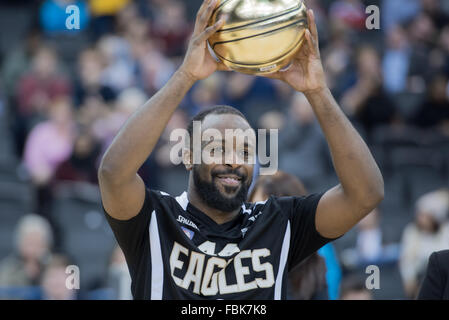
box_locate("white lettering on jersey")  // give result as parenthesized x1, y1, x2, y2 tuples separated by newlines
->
(218, 259, 239, 294)
(201, 257, 226, 296)
(197, 241, 216, 256)
(169, 241, 275, 296)
(218, 243, 240, 257)
(234, 250, 258, 292)
(170, 242, 189, 286)
(180, 251, 205, 294)
(252, 248, 275, 288)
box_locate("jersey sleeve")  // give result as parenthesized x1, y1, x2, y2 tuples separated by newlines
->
(275, 193, 339, 271)
(103, 188, 153, 277)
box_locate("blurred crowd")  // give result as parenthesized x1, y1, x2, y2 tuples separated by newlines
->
(0, 0, 449, 299)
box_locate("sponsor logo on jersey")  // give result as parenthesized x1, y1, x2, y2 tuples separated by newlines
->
(177, 215, 199, 230)
(181, 227, 195, 240)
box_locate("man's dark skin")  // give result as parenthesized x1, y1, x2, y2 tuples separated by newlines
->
(98, 0, 384, 239)
(185, 113, 256, 223)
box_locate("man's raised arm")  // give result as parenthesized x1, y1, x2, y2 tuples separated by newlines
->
(98, 0, 227, 220)
(265, 9, 384, 239)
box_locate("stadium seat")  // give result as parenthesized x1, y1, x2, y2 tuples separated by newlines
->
(51, 182, 117, 289)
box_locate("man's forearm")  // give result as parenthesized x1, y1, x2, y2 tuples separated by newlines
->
(99, 69, 196, 182)
(304, 87, 384, 207)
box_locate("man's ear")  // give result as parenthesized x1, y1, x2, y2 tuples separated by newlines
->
(182, 148, 193, 171)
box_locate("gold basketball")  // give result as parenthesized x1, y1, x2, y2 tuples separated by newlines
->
(208, 0, 308, 75)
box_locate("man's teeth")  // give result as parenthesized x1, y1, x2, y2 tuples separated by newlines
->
(218, 176, 241, 184)
(217, 175, 240, 180)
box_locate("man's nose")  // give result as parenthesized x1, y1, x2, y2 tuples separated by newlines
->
(223, 149, 240, 168)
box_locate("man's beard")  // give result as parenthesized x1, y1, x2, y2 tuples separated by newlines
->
(192, 166, 249, 213)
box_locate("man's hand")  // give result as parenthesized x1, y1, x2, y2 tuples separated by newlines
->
(265, 9, 327, 94)
(180, 0, 229, 82)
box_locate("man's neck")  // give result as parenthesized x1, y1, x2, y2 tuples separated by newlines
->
(187, 182, 240, 225)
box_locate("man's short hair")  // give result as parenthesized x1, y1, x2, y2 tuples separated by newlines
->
(186, 105, 249, 149)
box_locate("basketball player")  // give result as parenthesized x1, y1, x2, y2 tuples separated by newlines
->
(98, 0, 384, 299)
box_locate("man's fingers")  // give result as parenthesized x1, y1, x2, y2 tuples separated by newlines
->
(193, 0, 212, 35)
(196, 0, 211, 22)
(194, 0, 219, 36)
(304, 27, 319, 57)
(307, 9, 319, 43)
(197, 16, 226, 42)
(304, 29, 315, 55)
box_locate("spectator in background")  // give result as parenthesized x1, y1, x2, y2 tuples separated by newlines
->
(341, 208, 400, 268)
(23, 97, 76, 218)
(1, 30, 43, 156)
(339, 274, 373, 300)
(40, 0, 89, 35)
(54, 129, 101, 184)
(223, 72, 291, 127)
(24, 97, 76, 186)
(249, 171, 335, 300)
(15, 46, 71, 156)
(411, 74, 449, 135)
(77, 94, 110, 132)
(329, 0, 366, 31)
(40, 254, 77, 300)
(106, 245, 131, 300)
(73, 48, 116, 108)
(1, 29, 42, 103)
(92, 87, 147, 151)
(97, 35, 137, 93)
(278, 92, 329, 192)
(0, 214, 53, 287)
(150, 0, 192, 57)
(340, 45, 396, 136)
(421, 0, 449, 31)
(288, 253, 328, 300)
(17, 46, 71, 117)
(321, 25, 353, 98)
(136, 38, 176, 95)
(400, 189, 449, 298)
(151, 108, 189, 193)
(407, 13, 438, 90)
(186, 73, 225, 117)
(382, 25, 411, 94)
(381, 0, 420, 32)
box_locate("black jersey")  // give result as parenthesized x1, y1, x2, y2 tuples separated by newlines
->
(104, 188, 336, 300)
